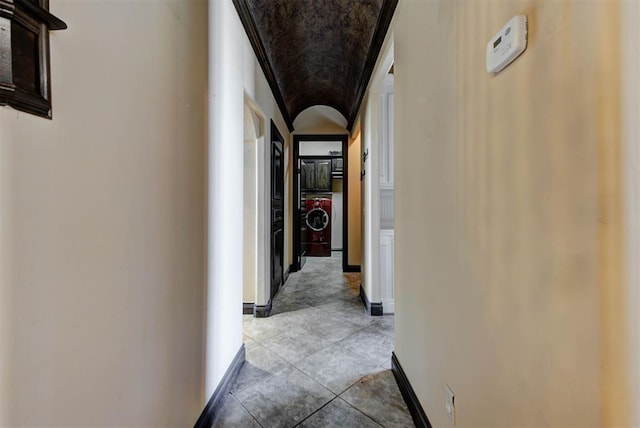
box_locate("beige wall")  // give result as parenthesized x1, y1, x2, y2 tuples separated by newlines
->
(292, 105, 348, 134)
(238, 24, 292, 307)
(251, 54, 292, 304)
(206, 0, 292, 395)
(622, 1, 640, 425)
(348, 134, 362, 266)
(293, 125, 347, 135)
(0, 0, 207, 426)
(243, 107, 259, 304)
(394, 0, 629, 426)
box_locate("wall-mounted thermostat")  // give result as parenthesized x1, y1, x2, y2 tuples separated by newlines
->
(486, 15, 528, 74)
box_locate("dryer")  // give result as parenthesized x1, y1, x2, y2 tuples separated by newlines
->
(305, 197, 332, 256)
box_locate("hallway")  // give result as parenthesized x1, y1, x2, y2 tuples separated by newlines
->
(215, 253, 413, 427)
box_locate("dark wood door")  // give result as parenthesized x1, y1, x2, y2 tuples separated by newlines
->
(271, 123, 284, 299)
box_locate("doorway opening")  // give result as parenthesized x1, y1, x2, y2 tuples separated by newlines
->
(292, 134, 350, 273)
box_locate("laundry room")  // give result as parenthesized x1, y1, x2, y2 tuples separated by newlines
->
(299, 140, 344, 258)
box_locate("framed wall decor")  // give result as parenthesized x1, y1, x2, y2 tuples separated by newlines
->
(0, 0, 67, 118)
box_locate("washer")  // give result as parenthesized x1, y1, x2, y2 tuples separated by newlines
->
(305, 198, 332, 256)
(306, 207, 329, 231)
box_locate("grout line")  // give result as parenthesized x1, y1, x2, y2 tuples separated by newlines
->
(234, 254, 397, 427)
(335, 395, 385, 427)
(232, 394, 266, 428)
(289, 364, 338, 398)
(292, 396, 340, 427)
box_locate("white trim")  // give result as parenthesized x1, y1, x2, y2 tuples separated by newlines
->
(361, 30, 395, 309)
(243, 98, 267, 308)
(382, 299, 395, 315)
(380, 229, 394, 314)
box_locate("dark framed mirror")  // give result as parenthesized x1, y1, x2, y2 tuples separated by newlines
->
(0, 0, 67, 118)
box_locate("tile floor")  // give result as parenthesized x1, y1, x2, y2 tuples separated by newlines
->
(214, 252, 414, 428)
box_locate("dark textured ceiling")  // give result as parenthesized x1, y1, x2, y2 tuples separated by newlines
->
(233, 0, 398, 132)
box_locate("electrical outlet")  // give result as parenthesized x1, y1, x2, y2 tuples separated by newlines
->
(445, 384, 456, 425)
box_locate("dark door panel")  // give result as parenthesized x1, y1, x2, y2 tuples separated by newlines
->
(270, 122, 284, 300)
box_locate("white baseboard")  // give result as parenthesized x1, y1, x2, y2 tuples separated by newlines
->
(382, 299, 394, 314)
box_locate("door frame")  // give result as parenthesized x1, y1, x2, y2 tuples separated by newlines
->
(270, 121, 285, 301)
(292, 134, 350, 272)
